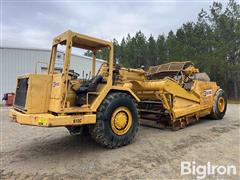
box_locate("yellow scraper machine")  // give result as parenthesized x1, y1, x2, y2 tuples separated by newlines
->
(9, 30, 227, 148)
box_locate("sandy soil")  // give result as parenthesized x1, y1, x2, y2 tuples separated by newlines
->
(0, 104, 239, 179)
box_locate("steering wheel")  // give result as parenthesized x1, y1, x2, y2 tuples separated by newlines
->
(68, 71, 80, 79)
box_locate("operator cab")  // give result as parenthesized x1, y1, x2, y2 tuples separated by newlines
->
(48, 30, 114, 113)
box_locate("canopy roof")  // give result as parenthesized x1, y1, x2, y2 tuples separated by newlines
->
(53, 30, 112, 50)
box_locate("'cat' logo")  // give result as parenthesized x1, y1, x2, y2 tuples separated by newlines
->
(53, 82, 60, 87)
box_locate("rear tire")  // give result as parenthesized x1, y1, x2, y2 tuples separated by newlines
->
(89, 92, 139, 148)
(211, 89, 227, 120)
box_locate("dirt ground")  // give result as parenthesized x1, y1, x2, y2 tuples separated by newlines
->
(0, 104, 239, 179)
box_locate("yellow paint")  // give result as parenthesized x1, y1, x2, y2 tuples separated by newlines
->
(111, 106, 132, 135)
(48, 74, 63, 113)
(9, 109, 96, 127)
(14, 74, 52, 114)
(218, 97, 225, 112)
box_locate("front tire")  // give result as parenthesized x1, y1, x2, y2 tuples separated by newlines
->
(89, 92, 139, 148)
(211, 89, 227, 120)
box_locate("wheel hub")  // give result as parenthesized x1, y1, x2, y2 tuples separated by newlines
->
(111, 107, 132, 135)
(114, 112, 128, 129)
(218, 97, 225, 112)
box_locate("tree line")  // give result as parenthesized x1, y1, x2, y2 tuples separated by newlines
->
(85, 0, 240, 100)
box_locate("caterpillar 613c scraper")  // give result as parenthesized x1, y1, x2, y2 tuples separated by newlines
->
(9, 30, 227, 148)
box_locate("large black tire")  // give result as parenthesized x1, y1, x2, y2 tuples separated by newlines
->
(211, 89, 227, 120)
(89, 92, 139, 148)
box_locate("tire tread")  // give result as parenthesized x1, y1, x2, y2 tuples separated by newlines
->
(89, 92, 139, 148)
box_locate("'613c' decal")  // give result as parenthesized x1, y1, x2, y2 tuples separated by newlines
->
(73, 118, 82, 123)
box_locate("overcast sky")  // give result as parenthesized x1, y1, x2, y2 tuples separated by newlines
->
(2, 0, 229, 51)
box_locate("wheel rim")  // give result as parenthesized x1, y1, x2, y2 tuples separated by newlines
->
(218, 97, 225, 112)
(111, 106, 132, 135)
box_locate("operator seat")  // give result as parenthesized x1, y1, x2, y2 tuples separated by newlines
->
(75, 75, 103, 106)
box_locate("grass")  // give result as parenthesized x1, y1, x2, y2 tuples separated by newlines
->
(228, 99, 240, 104)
